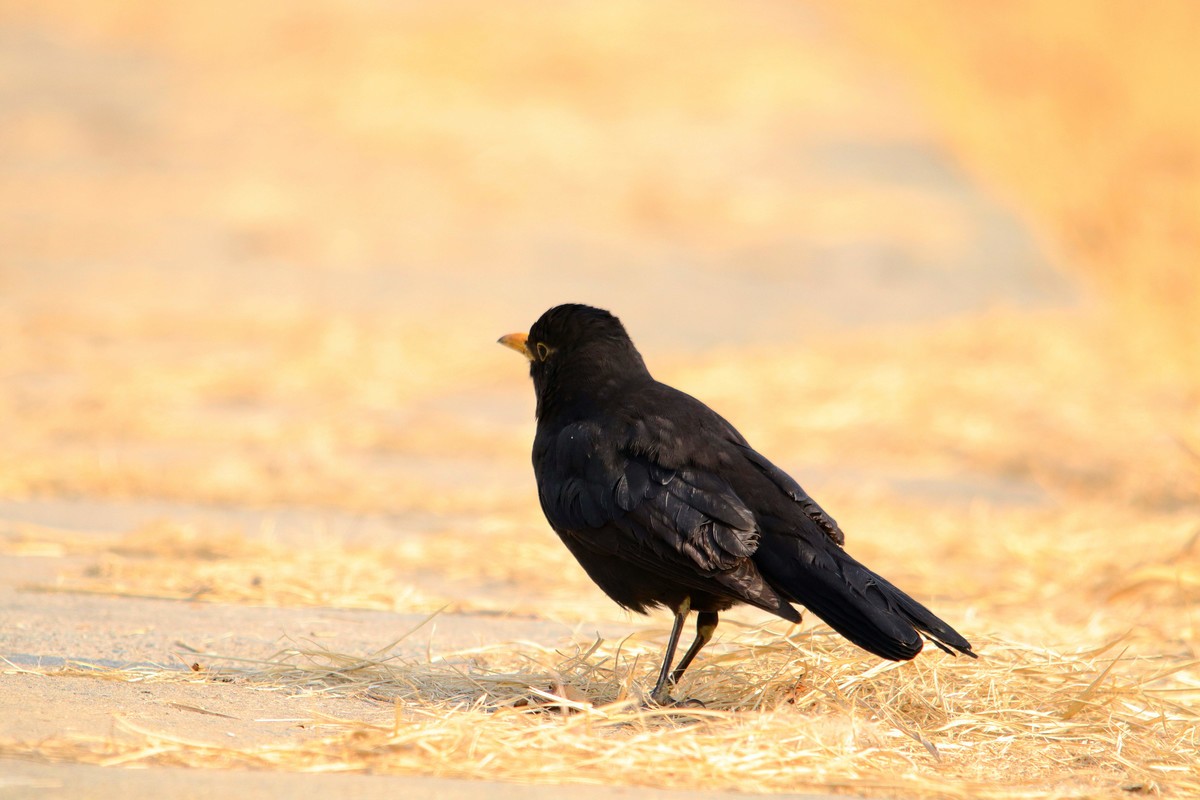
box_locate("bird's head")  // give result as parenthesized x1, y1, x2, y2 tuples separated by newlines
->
(498, 304, 650, 420)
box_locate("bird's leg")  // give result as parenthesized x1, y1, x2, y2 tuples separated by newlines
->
(669, 610, 719, 688)
(649, 597, 690, 705)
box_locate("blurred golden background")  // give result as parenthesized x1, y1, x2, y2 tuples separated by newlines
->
(5, 0, 1194, 506)
(1, 1, 1198, 795)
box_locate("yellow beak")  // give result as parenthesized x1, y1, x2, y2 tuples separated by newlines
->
(497, 332, 534, 361)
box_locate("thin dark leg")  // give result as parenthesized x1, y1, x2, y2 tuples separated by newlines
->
(669, 610, 719, 687)
(649, 600, 690, 704)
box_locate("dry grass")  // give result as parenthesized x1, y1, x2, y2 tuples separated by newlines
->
(5, 369, 1198, 797)
(2, 307, 1195, 513)
(8, 481, 1200, 650)
(6, 626, 1198, 798)
(5, 515, 586, 618)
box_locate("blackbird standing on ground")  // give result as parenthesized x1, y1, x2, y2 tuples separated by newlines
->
(500, 304, 975, 705)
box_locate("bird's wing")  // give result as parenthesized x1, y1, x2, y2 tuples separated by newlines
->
(735, 444, 846, 546)
(536, 421, 760, 574)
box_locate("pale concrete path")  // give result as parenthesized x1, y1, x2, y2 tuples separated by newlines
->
(0, 505, 642, 746)
(0, 758, 843, 800)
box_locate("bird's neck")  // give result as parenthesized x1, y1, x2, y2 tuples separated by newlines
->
(534, 345, 651, 425)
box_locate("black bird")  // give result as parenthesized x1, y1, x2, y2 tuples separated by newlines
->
(499, 304, 975, 704)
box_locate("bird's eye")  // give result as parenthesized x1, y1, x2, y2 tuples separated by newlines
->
(536, 342, 553, 361)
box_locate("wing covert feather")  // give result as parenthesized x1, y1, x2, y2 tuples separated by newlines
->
(536, 423, 760, 573)
(735, 444, 846, 546)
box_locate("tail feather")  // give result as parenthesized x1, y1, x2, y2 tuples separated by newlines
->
(869, 570, 976, 657)
(755, 535, 976, 661)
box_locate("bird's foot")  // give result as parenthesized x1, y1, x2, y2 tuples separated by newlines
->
(647, 691, 705, 709)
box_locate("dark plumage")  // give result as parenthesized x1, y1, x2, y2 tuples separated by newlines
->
(499, 303, 975, 704)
